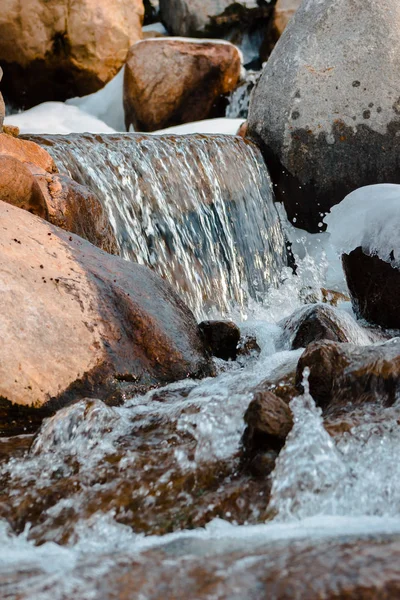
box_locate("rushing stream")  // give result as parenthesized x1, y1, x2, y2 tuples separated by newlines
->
(2, 237, 400, 598)
(2, 134, 400, 598)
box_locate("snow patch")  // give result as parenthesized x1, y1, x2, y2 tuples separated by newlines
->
(325, 184, 400, 265)
(151, 118, 245, 135)
(4, 102, 116, 135)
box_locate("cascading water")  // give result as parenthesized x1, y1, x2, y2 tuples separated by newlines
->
(26, 133, 286, 319)
(3, 134, 400, 597)
(3, 243, 400, 598)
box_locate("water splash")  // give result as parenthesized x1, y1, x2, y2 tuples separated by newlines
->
(27, 133, 286, 318)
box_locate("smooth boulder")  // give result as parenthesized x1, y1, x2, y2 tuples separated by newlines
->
(248, 0, 400, 232)
(279, 303, 371, 350)
(0, 0, 144, 108)
(0, 201, 213, 419)
(124, 38, 241, 132)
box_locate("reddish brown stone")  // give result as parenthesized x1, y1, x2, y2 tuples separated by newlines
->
(0, 201, 213, 419)
(124, 38, 242, 132)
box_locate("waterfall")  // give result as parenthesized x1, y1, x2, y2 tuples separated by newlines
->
(26, 133, 287, 318)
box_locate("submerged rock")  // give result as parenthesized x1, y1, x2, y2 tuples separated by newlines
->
(280, 303, 371, 350)
(248, 0, 400, 231)
(297, 338, 400, 415)
(343, 247, 400, 329)
(198, 320, 240, 361)
(0, 0, 144, 109)
(101, 535, 400, 599)
(124, 38, 241, 132)
(0, 201, 213, 426)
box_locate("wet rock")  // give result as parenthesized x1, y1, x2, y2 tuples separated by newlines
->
(248, 0, 400, 232)
(280, 303, 371, 350)
(198, 320, 240, 361)
(342, 246, 400, 329)
(159, 0, 271, 38)
(273, 0, 300, 36)
(124, 38, 241, 132)
(243, 389, 293, 452)
(296, 338, 400, 415)
(0, 0, 144, 109)
(242, 387, 293, 476)
(237, 334, 261, 358)
(0, 200, 213, 425)
(102, 535, 400, 599)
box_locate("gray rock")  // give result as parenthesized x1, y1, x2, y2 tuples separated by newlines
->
(248, 0, 400, 232)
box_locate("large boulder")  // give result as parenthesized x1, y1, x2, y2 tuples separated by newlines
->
(159, 0, 271, 38)
(0, 0, 144, 109)
(0, 201, 213, 423)
(124, 38, 242, 132)
(248, 0, 400, 232)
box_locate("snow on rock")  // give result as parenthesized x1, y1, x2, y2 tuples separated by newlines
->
(4, 102, 116, 135)
(66, 69, 125, 132)
(151, 118, 245, 135)
(325, 184, 400, 266)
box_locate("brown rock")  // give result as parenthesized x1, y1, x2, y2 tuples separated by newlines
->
(0, 201, 213, 420)
(2, 124, 19, 137)
(198, 320, 240, 361)
(124, 38, 242, 132)
(0, 155, 48, 218)
(242, 389, 293, 474)
(273, 0, 300, 36)
(103, 535, 400, 599)
(0, 153, 118, 253)
(0, 0, 144, 109)
(296, 338, 400, 415)
(342, 246, 400, 329)
(33, 170, 118, 254)
(280, 303, 370, 350)
(0, 133, 57, 173)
